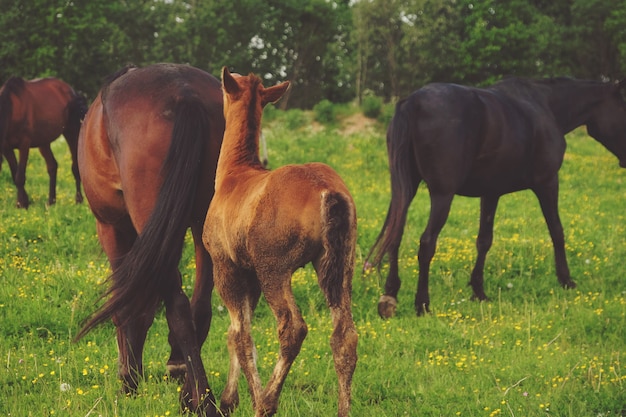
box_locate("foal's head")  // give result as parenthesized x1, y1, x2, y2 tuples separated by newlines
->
(221, 66, 290, 119)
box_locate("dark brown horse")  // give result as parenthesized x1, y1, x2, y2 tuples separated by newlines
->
(0, 77, 86, 208)
(367, 77, 626, 318)
(203, 67, 358, 417)
(75, 64, 224, 416)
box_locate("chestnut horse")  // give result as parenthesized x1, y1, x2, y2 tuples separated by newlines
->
(75, 64, 224, 416)
(366, 77, 626, 318)
(0, 76, 86, 208)
(203, 67, 358, 417)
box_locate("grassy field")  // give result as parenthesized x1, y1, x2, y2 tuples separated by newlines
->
(1, 107, 625, 417)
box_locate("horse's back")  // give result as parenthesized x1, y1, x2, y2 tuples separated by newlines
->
(399, 80, 563, 195)
(79, 64, 224, 227)
(208, 162, 353, 270)
(3, 77, 75, 146)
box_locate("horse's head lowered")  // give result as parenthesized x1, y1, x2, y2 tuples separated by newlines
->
(586, 79, 626, 167)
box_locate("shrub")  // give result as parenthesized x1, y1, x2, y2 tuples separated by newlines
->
(313, 99, 336, 124)
(361, 94, 382, 119)
(284, 108, 308, 130)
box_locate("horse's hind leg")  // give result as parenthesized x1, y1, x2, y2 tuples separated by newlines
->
(378, 182, 421, 319)
(63, 119, 83, 203)
(415, 192, 454, 315)
(39, 144, 58, 206)
(469, 195, 500, 301)
(113, 307, 157, 393)
(96, 220, 150, 393)
(167, 231, 215, 380)
(14, 145, 31, 208)
(162, 278, 216, 416)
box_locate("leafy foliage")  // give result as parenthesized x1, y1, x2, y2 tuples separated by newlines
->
(1, 0, 626, 106)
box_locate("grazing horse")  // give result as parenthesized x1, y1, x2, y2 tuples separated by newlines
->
(203, 67, 358, 417)
(75, 64, 224, 416)
(366, 77, 626, 318)
(0, 76, 86, 208)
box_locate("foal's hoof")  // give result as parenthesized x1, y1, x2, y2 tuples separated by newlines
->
(378, 295, 397, 319)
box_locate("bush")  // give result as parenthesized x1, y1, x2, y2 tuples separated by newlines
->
(284, 108, 308, 130)
(361, 95, 382, 119)
(313, 99, 336, 124)
(378, 101, 396, 126)
(263, 104, 279, 123)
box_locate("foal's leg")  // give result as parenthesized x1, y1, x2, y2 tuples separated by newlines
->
(415, 192, 454, 315)
(39, 143, 58, 206)
(258, 273, 308, 417)
(217, 267, 262, 416)
(469, 195, 500, 301)
(533, 181, 577, 289)
(327, 294, 358, 417)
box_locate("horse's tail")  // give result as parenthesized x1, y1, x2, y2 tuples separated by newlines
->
(64, 91, 88, 145)
(76, 95, 209, 340)
(318, 190, 357, 308)
(0, 77, 24, 146)
(365, 99, 420, 269)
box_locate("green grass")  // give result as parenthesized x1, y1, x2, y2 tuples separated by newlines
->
(1, 111, 625, 417)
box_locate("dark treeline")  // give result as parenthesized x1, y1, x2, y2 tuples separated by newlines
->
(1, 0, 625, 108)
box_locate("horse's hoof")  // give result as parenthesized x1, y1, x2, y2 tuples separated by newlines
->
(166, 362, 187, 382)
(470, 293, 489, 302)
(561, 279, 577, 289)
(415, 304, 430, 316)
(378, 295, 397, 319)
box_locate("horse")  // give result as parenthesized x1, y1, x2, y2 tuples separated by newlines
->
(0, 76, 86, 208)
(203, 67, 358, 417)
(366, 76, 626, 318)
(74, 63, 225, 416)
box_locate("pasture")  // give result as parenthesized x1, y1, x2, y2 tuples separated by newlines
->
(1, 107, 625, 416)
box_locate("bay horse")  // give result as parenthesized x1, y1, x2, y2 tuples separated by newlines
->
(75, 64, 224, 416)
(0, 76, 86, 208)
(203, 67, 358, 417)
(366, 77, 626, 318)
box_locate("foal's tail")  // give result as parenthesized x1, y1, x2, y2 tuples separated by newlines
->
(318, 190, 357, 308)
(365, 100, 420, 269)
(76, 96, 210, 340)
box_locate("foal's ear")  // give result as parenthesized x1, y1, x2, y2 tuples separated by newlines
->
(262, 81, 290, 106)
(221, 66, 240, 95)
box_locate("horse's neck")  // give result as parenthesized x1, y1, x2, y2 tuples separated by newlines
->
(547, 81, 608, 134)
(215, 114, 263, 184)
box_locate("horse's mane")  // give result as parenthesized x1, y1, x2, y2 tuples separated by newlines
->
(236, 73, 264, 167)
(0, 77, 25, 144)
